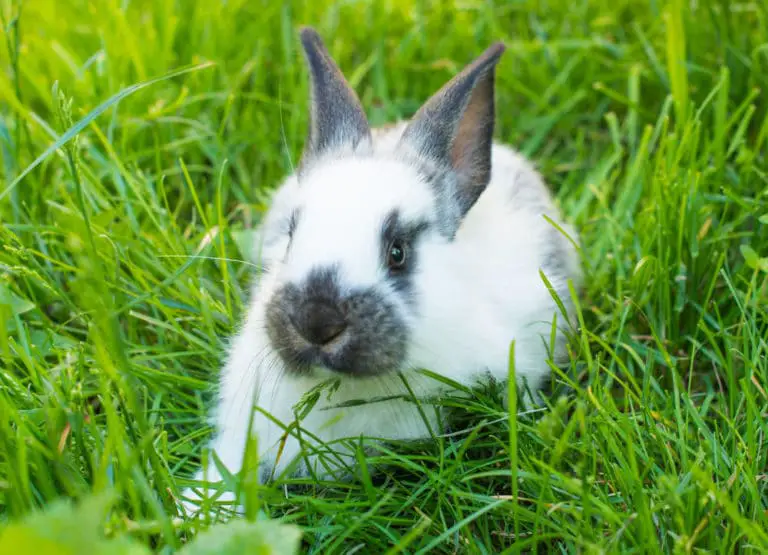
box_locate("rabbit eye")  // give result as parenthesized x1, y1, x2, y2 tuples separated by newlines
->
(387, 240, 407, 270)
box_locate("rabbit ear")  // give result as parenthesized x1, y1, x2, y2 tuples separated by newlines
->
(397, 42, 505, 217)
(298, 27, 372, 174)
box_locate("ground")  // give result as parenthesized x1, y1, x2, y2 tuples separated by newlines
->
(1, 0, 767, 553)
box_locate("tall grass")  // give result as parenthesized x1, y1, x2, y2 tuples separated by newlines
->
(1, 0, 767, 552)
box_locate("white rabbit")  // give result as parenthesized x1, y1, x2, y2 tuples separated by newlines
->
(181, 27, 582, 515)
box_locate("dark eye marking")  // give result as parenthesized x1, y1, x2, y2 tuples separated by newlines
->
(287, 208, 301, 240)
(380, 210, 430, 269)
(276, 208, 302, 264)
(380, 210, 430, 302)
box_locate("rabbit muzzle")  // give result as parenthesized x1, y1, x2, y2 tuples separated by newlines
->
(265, 265, 409, 378)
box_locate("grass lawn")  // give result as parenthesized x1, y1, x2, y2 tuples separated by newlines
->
(1, 0, 767, 552)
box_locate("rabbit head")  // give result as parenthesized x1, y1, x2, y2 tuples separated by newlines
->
(263, 28, 506, 378)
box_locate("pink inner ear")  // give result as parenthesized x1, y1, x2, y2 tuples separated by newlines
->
(450, 71, 493, 181)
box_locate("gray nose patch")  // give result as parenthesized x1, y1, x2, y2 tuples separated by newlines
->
(265, 265, 409, 377)
(291, 299, 348, 345)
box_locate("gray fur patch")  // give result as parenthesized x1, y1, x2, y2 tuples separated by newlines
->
(507, 167, 572, 283)
(543, 226, 571, 281)
(390, 150, 463, 239)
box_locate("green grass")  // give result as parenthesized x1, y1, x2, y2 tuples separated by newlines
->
(1, 0, 767, 552)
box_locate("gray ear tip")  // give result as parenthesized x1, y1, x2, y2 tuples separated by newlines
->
(299, 26, 320, 41)
(482, 41, 507, 65)
(299, 26, 324, 53)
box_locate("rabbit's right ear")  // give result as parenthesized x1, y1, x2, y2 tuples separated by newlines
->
(298, 27, 372, 175)
(396, 42, 505, 221)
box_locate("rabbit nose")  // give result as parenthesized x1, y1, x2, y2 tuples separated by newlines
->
(293, 300, 348, 345)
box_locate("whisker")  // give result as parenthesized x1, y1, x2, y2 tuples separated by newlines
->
(277, 84, 295, 174)
(158, 254, 262, 269)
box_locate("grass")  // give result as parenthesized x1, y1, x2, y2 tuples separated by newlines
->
(1, 0, 767, 552)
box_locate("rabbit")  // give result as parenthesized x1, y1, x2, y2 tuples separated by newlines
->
(180, 27, 582, 516)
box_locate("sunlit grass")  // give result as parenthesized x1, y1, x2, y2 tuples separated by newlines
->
(1, 0, 767, 552)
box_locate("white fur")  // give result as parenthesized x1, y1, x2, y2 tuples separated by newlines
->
(180, 122, 582, 515)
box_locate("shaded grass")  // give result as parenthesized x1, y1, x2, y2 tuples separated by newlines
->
(1, 0, 767, 552)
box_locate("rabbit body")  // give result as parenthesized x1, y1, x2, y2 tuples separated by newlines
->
(182, 30, 581, 514)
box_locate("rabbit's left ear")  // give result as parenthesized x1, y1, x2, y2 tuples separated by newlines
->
(298, 27, 372, 174)
(397, 42, 505, 218)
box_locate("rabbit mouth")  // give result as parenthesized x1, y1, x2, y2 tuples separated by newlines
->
(273, 320, 405, 378)
(293, 342, 363, 376)
(291, 331, 352, 370)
